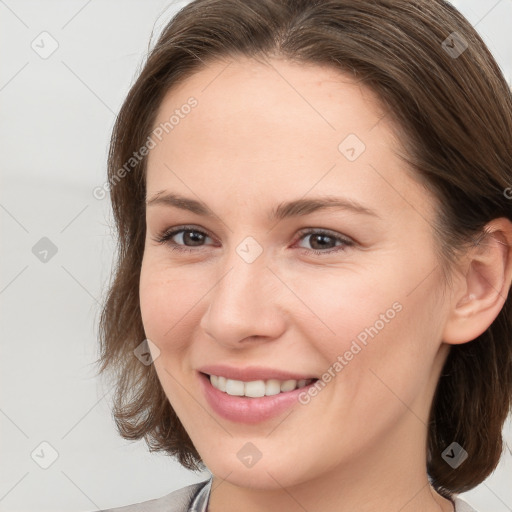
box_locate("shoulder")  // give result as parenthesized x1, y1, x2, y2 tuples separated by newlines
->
(453, 495, 479, 512)
(98, 478, 211, 512)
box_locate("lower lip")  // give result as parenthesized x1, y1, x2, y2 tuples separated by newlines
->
(199, 372, 318, 424)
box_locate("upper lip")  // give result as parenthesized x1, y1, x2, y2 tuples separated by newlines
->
(197, 364, 318, 382)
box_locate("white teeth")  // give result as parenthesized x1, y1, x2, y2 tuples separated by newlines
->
(280, 379, 297, 392)
(244, 380, 266, 397)
(225, 378, 244, 396)
(208, 375, 314, 397)
(217, 375, 227, 392)
(265, 379, 282, 396)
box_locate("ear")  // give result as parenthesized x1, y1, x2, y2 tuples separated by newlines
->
(443, 217, 512, 345)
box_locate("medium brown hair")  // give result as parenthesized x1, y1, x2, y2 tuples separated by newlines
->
(96, 0, 512, 497)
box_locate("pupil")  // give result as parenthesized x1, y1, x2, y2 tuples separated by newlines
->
(185, 231, 204, 246)
(311, 234, 332, 250)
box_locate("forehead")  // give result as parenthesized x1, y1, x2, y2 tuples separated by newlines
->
(150, 56, 391, 149)
(145, 56, 433, 222)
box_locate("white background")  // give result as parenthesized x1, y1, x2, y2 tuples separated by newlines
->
(1, 1, 511, 510)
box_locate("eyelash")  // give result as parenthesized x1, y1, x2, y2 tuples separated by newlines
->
(152, 225, 355, 256)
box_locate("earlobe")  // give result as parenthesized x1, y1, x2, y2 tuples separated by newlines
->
(443, 217, 512, 345)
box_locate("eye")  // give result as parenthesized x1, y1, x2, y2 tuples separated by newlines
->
(152, 226, 215, 253)
(152, 225, 354, 256)
(294, 228, 354, 256)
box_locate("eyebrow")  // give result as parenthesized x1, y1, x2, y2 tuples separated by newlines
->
(145, 191, 380, 221)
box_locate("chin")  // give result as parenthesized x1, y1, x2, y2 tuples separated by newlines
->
(206, 453, 317, 490)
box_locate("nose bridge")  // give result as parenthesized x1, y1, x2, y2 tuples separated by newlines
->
(212, 240, 271, 318)
(200, 239, 285, 344)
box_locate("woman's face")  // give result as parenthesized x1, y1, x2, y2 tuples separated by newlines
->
(140, 57, 453, 489)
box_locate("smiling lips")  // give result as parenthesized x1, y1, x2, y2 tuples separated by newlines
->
(197, 364, 319, 423)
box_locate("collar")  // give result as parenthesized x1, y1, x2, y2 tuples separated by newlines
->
(189, 475, 213, 512)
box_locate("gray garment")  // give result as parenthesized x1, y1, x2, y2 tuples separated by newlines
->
(99, 478, 211, 512)
(98, 476, 478, 512)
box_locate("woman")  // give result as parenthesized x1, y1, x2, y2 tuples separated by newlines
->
(95, 1, 512, 511)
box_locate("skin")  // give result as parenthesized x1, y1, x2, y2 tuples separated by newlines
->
(139, 56, 512, 512)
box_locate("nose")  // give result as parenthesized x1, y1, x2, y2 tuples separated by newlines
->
(199, 248, 287, 348)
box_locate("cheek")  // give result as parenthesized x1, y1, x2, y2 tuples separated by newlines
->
(289, 267, 402, 356)
(139, 262, 202, 410)
(332, 283, 444, 421)
(139, 259, 202, 352)
(301, 260, 443, 396)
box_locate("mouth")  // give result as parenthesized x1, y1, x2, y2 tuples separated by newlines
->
(198, 371, 320, 424)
